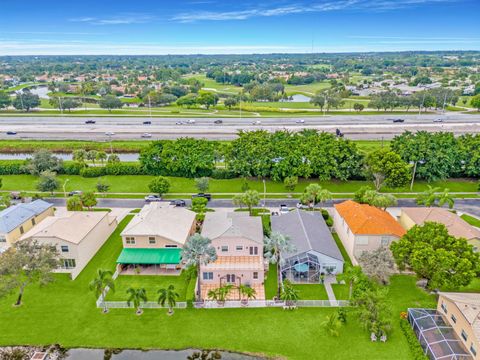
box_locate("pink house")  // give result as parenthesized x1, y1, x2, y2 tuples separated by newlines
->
(200, 212, 266, 300)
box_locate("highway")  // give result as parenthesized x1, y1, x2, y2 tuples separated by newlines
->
(1, 113, 479, 140)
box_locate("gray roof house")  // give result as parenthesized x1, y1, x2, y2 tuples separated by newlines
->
(271, 209, 344, 283)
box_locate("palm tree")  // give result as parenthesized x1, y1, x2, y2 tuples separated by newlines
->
(72, 149, 87, 163)
(157, 284, 179, 315)
(264, 231, 296, 298)
(181, 233, 217, 301)
(437, 188, 455, 209)
(126, 287, 147, 315)
(300, 184, 332, 208)
(321, 312, 342, 337)
(89, 269, 115, 313)
(416, 185, 440, 207)
(86, 150, 98, 165)
(96, 151, 107, 165)
(280, 280, 300, 307)
(240, 190, 260, 215)
(238, 285, 256, 305)
(336, 266, 363, 300)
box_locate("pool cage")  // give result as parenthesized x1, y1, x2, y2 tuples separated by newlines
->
(408, 308, 474, 360)
(281, 252, 324, 283)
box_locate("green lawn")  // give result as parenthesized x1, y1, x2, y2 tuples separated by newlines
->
(292, 284, 329, 300)
(264, 264, 278, 300)
(106, 273, 191, 301)
(461, 214, 480, 227)
(331, 284, 350, 300)
(333, 233, 352, 266)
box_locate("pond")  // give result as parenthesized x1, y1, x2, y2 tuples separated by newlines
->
(280, 94, 311, 103)
(0, 153, 140, 162)
(65, 348, 265, 360)
(29, 86, 50, 99)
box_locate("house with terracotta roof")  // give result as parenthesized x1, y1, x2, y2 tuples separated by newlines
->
(200, 211, 265, 300)
(437, 292, 480, 359)
(333, 200, 405, 264)
(400, 208, 480, 252)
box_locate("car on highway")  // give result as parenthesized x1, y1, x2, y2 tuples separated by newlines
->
(85, 120, 96, 124)
(433, 118, 444, 123)
(214, 119, 223, 124)
(295, 119, 305, 124)
(143, 120, 152, 125)
(68, 190, 83, 197)
(187, 119, 196, 124)
(6, 131, 17, 135)
(391, 118, 405, 123)
(170, 199, 186, 207)
(176, 121, 184, 125)
(192, 193, 212, 201)
(141, 133, 152, 138)
(252, 120, 262, 125)
(105, 132, 116, 136)
(145, 195, 162, 202)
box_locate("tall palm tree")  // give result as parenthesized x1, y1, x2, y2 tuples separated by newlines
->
(239, 285, 256, 304)
(126, 287, 147, 315)
(158, 284, 179, 315)
(241, 190, 260, 215)
(96, 151, 107, 165)
(264, 231, 296, 298)
(89, 269, 115, 313)
(181, 233, 217, 301)
(300, 184, 332, 208)
(437, 188, 455, 209)
(336, 265, 363, 300)
(416, 185, 440, 207)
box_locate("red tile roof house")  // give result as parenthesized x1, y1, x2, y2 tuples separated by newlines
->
(200, 211, 266, 300)
(333, 200, 405, 265)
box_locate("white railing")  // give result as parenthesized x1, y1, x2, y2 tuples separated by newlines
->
(194, 299, 350, 309)
(97, 301, 187, 309)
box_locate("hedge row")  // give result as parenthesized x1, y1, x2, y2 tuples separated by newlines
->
(399, 319, 429, 360)
(80, 163, 146, 177)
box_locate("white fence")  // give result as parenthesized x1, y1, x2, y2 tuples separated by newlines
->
(194, 299, 350, 309)
(97, 300, 187, 309)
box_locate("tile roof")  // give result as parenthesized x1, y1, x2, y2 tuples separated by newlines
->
(271, 209, 343, 261)
(439, 292, 480, 343)
(121, 203, 196, 245)
(201, 212, 263, 244)
(402, 207, 480, 240)
(0, 200, 53, 233)
(334, 200, 405, 237)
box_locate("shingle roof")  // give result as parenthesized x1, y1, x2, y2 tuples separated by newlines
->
(0, 200, 53, 234)
(402, 207, 480, 240)
(334, 200, 405, 238)
(121, 202, 196, 245)
(201, 212, 263, 244)
(271, 209, 343, 261)
(439, 292, 480, 343)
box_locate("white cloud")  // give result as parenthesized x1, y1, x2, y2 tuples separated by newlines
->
(69, 14, 154, 25)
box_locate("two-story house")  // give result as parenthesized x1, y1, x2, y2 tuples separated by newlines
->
(200, 211, 265, 300)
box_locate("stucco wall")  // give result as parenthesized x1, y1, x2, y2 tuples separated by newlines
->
(4, 206, 55, 247)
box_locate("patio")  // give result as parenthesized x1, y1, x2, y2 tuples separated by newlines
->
(281, 253, 326, 284)
(408, 308, 474, 360)
(118, 264, 181, 276)
(200, 284, 265, 301)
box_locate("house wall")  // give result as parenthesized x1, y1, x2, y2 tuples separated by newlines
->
(309, 250, 344, 274)
(333, 209, 358, 265)
(210, 236, 263, 257)
(200, 268, 265, 288)
(399, 211, 417, 231)
(121, 220, 195, 248)
(437, 295, 479, 359)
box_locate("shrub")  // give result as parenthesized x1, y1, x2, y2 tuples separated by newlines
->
(210, 168, 237, 179)
(0, 160, 25, 175)
(399, 319, 429, 360)
(105, 163, 145, 175)
(325, 217, 334, 227)
(321, 209, 330, 219)
(80, 166, 106, 178)
(62, 161, 84, 175)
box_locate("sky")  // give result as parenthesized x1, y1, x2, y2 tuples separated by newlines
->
(0, 0, 479, 55)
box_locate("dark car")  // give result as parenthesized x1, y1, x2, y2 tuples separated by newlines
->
(170, 199, 186, 207)
(6, 131, 17, 135)
(85, 120, 96, 124)
(143, 121, 152, 125)
(68, 190, 83, 197)
(192, 193, 212, 201)
(214, 119, 223, 124)
(391, 118, 405, 123)
(335, 128, 344, 137)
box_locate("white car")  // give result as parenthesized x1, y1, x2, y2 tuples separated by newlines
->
(296, 119, 305, 124)
(141, 133, 152, 138)
(252, 120, 261, 125)
(105, 132, 115, 136)
(279, 205, 290, 214)
(144, 195, 161, 202)
(433, 118, 444, 123)
(187, 119, 196, 124)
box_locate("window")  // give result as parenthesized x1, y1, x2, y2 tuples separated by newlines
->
(221, 246, 228, 252)
(381, 236, 390, 246)
(60, 245, 69, 253)
(253, 272, 258, 279)
(125, 237, 135, 245)
(441, 302, 448, 314)
(226, 274, 236, 283)
(19, 226, 24, 235)
(148, 237, 156, 244)
(236, 245, 243, 251)
(470, 344, 477, 356)
(356, 237, 369, 245)
(451, 314, 457, 324)
(202, 272, 213, 280)
(249, 246, 258, 255)
(31, 218, 36, 226)
(63, 259, 76, 269)
(461, 330, 468, 342)
(165, 245, 178, 248)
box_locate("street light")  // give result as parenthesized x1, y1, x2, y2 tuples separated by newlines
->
(63, 178, 70, 198)
(263, 179, 267, 208)
(409, 159, 425, 191)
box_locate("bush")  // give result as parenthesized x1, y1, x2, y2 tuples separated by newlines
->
(325, 217, 334, 227)
(0, 160, 25, 175)
(321, 209, 329, 220)
(105, 163, 145, 175)
(80, 166, 106, 178)
(210, 168, 237, 179)
(62, 161, 84, 175)
(399, 319, 429, 360)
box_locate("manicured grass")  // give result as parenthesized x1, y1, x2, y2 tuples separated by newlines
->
(331, 284, 350, 300)
(106, 273, 191, 301)
(461, 214, 480, 227)
(442, 277, 480, 293)
(264, 264, 278, 300)
(0, 140, 149, 153)
(333, 233, 352, 266)
(292, 284, 329, 300)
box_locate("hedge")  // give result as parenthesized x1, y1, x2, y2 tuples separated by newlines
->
(399, 318, 429, 360)
(104, 163, 145, 176)
(0, 160, 25, 175)
(80, 167, 106, 178)
(210, 168, 237, 179)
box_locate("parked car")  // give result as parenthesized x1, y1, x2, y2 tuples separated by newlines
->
(279, 204, 290, 214)
(433, 118, 444, 123)
(85, 120, 96, 124)
(192, 193, 212, 201)
(68, 190, 83, 197)
(144, 195, 161, 202)
(170, 199, 186, 207)
(6, 131, 17, 135)
(214, 119, 223, 124)
(143, 120, 152, 125)
(187, 119, 196, 124)
(296, 202, 309, 210)
(391, 118, 405, 123)
(295, 119, 305, 124)
(141, 133, 152, 138)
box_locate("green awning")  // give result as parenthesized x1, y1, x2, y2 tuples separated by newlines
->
(117, 248, 182, 265)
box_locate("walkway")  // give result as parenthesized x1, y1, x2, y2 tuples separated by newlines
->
(324, 275, 338, 304)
